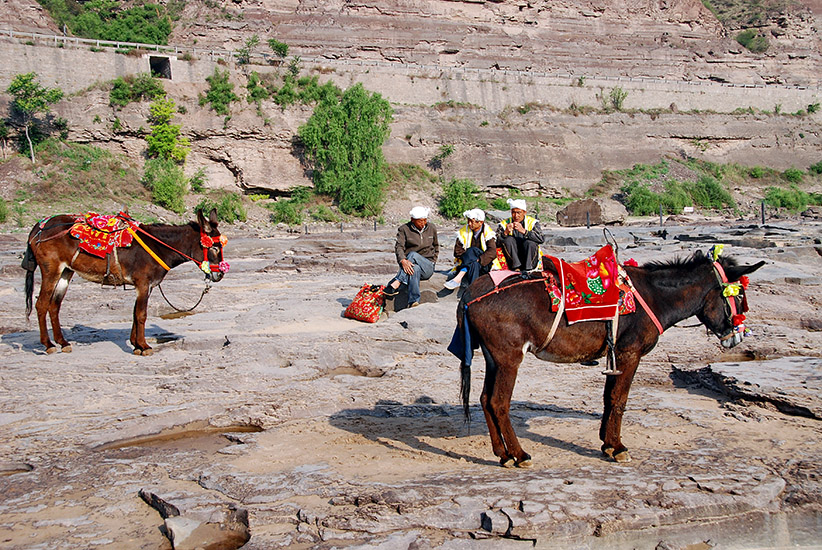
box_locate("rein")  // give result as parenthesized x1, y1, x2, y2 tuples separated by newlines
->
(158, 281, 211, 312)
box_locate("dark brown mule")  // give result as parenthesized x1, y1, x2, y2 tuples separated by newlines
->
(455, 251, 765, 467)
(22, 208, 226, 355)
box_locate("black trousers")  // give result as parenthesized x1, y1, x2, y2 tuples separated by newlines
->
(499, 235, 539, 271)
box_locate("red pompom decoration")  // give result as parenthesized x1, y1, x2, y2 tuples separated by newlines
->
(624, 258, 638, 267)
(732, 314, 746, 326)
(739, 275, 749, 289)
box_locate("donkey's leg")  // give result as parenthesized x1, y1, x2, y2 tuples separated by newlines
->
(48, 270, 74, 352)
(34, 265, 64, 353)
(131, 283, 153, 355)
(599, 351, 640, 463)
(478, 346, 510, 465)
(484, 345, 531, 468)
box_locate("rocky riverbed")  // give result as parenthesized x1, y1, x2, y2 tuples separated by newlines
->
(0, 217, 820, 549)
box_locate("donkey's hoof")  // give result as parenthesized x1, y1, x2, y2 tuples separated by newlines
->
(45, 346, 59, 355)
(133, 348, 143, 355)
(142, 348, 154, 356)
(602, 446, 615, 458)
(61, 345, 72, 354)
(516, 459, 533, 468)
(613, 450, 632, 463)
(500, 457, 516, 469)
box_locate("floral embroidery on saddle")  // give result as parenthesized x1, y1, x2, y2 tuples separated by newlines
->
(544, 244, 637, 323)
(68, 212, 139, 258)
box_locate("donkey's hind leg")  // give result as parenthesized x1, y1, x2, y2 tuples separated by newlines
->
(49, 269, 74, 353)
(480, 343, 532, 468)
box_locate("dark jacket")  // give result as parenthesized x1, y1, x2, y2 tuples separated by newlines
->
(395, 222, 439, 265)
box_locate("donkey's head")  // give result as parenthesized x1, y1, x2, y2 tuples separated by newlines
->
(196, 208, 228, 283)
(697, 253, 766, 348)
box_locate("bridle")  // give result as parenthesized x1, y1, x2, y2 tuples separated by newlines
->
(710, 259, 749, 345)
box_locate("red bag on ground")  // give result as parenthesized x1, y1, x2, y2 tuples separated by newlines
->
(344, 284, 386, 323)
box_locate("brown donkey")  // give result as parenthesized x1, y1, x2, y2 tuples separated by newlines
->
(454, 251, 764, 466)
(22, 208, 227, 355)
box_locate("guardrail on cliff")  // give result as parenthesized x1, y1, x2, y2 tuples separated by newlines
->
(2, 28, 820, 92)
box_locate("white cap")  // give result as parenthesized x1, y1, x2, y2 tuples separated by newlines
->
(463, 208, 485, 222)
(409, 206, 430, 219)
(507, 198, 527, 211)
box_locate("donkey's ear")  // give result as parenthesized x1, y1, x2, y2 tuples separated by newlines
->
(196, 208, 208, 230)
(208, 208, 219, 228)
(726, 260, 766, 281)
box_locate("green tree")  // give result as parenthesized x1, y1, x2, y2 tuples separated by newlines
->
(0, 119, 9, 160)
(268, 38, 289, 59)
(145, 97, 190, 163)
(236, 34, 260, 66)
(298, 83, 393, 216)
(6, 73, 64, 162)
(142, 157, 187, 213)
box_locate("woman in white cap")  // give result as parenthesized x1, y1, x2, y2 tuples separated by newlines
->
(384, 206, 439, 307)
(497, 198, 544, 272)
(444, 208, 500, 291)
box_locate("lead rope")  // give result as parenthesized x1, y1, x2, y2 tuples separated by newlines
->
(158, 280, 211, 312)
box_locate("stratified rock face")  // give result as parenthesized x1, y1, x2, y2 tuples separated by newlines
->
(170, 0, 821, 86)
(557, 198, 627, 226)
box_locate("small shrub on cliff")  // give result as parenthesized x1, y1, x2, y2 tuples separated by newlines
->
(735, 29, 769, 53)
(439, 178, 486, 218)
(110, 74, 165, 109)
(782, 167, 804, 184)
(0, 198, 8, 223)
(196, 192, 247, 223)
(142, 158, 187, 214)
(199, 68, 238, 116)
(268, 39, 289, 59)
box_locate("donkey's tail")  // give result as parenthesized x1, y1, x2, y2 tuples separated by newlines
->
(22, 241, 37, 320)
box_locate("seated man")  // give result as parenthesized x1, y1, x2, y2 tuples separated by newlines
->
(497, 198, 544, 272)
(384, 206, 438, 307)
(444, 208, 500, 290)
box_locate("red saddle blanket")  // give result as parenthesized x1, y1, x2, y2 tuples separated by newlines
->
(69, 212, 138, 258)
(547, 244, 626, 324)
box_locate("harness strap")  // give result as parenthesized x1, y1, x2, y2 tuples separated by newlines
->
(127, 227, 171, 271)
(631, 286, 664, 335)
(536, 262, 565, 353)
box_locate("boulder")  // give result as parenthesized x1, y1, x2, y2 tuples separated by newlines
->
(556, 198, 627, 227)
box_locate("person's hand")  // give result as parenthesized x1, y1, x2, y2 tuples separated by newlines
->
(512, 221, 525, 234)
(401, 258, 415, 275)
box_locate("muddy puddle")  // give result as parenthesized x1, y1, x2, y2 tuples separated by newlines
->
(94, 421, 263, 453)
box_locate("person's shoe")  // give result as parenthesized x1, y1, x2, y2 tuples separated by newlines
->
(409, 301, 419, 308)
(443, 278, 462, 290)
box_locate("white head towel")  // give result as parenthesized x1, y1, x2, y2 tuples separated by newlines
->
(409, 206, 430, 219)
(463, 208, 486, 222)
(507, 198, 527, 211)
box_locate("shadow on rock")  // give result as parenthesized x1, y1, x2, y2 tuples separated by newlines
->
(329, 397, 602, 466)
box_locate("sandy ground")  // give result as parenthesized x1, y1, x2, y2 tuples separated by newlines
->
(0, 217, 820, 549)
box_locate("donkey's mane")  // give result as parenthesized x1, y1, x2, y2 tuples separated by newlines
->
(642, 250, 739, 272)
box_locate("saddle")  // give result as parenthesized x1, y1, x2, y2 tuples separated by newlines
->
(69, 212, 138, 258)
(544, 244, 635, 324)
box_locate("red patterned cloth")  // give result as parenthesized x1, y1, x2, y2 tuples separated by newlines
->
(69, 212, 138, 258)
(344, 284, 386, 323)
(547, 245, 622, 324)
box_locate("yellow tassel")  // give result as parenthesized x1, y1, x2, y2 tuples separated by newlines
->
(127, 227, 171, 271)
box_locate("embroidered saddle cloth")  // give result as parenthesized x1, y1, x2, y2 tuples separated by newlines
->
(69, 212, 138, 258)
(546, 244, 631, 324)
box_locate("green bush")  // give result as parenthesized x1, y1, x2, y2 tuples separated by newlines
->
(764, 186, 813, 212)
(65, 2, 173, 44)
(145, 97, 190, 163)
(783, 167, 804, 184)
(621, 176, 734, 216)
(110, 73, 165, 108)
(809, 161, 822, 175)
(735, 29, 768, 53)
(269, 200, 302, 225)
(310, 204, 338, 222)
(268, 39, 289, 58)
(491, 197, 510, 210)
(199, 68, 238, 115)
(0, 198, 7, 223)
(749, 166, 765, 178)
(189, 168, 207, 192)
(439, 178, 486, 218)
(196, 193, 246, 223)
(142, 158, 187, 214)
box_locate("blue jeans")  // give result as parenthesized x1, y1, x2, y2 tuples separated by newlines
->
(457, 247, 491, 287)
(395, 251, 435, 304)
